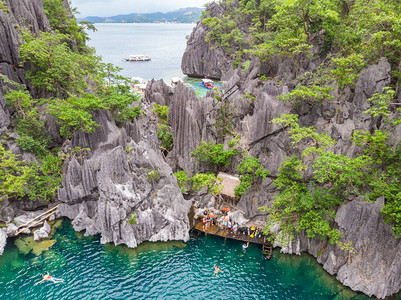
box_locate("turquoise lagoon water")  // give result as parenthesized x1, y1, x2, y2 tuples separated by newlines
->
(0, 220, 374, 300)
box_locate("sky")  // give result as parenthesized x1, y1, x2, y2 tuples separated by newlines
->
(69, 0, 212, 17)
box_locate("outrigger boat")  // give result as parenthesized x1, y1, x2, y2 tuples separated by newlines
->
(123, 55, 151, 62)
(202, 78, 213, 89)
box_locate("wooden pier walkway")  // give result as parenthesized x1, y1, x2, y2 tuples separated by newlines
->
(193, 221, 269, 245)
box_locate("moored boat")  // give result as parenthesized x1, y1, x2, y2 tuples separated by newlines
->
(123, 55, 151, 62)
(202, 78, 213, 89)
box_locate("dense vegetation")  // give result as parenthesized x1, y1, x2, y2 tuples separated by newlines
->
(180, 139, 267, 198)
(152, 104, 173, 153)
(0, 0, 142, 203)
(202, 0, 401, 243)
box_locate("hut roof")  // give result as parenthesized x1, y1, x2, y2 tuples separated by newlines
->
(217, 172, 240, 198)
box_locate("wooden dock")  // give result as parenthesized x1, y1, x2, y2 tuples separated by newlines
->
(193, 221, 269, 245)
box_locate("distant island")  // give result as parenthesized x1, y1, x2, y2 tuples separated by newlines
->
(77, 7, 204, 24)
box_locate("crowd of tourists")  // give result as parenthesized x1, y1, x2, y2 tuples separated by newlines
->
(201, 208, 267, 240)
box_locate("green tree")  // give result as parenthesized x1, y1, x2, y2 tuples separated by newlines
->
(263, 114, 369, 244)
(43, 0, 95, 51)
(19, 30, 100, 97)
(191, 141, 239, 167)
(0, 145, 61, 202)
(47, 95, 104, 138)
(235, 156, 269, 197)
(174, 171, 222, 195)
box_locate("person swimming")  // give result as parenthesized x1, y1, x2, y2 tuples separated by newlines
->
(35, 272, 64, 285)
(213, 265, 223, 277)
(242, 241, 249, 253)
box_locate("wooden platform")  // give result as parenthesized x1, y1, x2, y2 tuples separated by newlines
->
(193, 221, 268, 245)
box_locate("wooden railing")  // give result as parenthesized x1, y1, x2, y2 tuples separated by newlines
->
(15, 205, 59, 236)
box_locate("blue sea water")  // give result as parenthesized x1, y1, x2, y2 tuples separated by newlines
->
(86, 23, 194, 82)
(0, 220, 373, 300)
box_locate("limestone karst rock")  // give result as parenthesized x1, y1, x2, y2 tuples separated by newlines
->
(57, 110, 192, 248)
(33, 220, 51, 241)
(181, 2, 230, 79)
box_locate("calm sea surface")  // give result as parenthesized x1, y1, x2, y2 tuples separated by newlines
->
(86, 23, 195, 82)
(0, 24, 386, 299)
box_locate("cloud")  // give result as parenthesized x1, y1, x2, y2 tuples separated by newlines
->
(70, 0, 211, 17)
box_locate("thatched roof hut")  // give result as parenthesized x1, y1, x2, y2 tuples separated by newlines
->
(217, 172, 240, 199)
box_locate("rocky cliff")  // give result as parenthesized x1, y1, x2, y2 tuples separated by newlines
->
(181, 2, 232, 80)
(57, 109, 191, 247)
(0, 0, 51, 84)
(0, 0, 53, 254)
(178, 1, 401, 297)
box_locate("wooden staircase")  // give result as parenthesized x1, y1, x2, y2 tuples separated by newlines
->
(262, 243, 272, 259)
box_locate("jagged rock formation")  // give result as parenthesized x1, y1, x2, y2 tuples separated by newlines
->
(0, 0, 50, 254)
(34, 220, 51, 241)
(57, 109, 191, 248)
(178, 1, 401, 295)
(0, 87, 10, 134)
(181, 2, 231, 79)
(276, 197, 401, 299)
(0, 228, 6, 255)
(328, 199, 401, 298)
(0, 0, 193, 256)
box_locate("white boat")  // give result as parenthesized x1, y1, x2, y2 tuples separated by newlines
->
(123, 55, 151, 62)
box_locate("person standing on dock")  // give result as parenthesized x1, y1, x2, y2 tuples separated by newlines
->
(209, 211, 215, 226)
(233, 223, 238, 237)
(222, 215, 228, 231)
(202, 216, 208, 231)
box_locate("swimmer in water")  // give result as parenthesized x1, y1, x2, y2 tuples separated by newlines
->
(213, 265, 223, 277)
(35, 272, 64, 285)
(242, 241, 249, 253)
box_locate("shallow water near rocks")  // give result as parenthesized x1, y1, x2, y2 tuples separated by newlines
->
(0, 219, 379, 299)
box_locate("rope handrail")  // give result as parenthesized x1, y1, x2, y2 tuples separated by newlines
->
(16, 205, 59, 230)
(15, 209, 58, 236)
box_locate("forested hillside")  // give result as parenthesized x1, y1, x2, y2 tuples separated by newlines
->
(0, 0, 142, 204)
(176, 1, 401, 296)
(0, 0, 190, 255)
